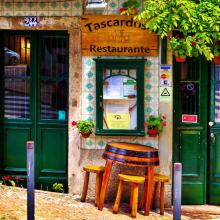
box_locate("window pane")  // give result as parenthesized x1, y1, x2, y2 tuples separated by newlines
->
(215, 83, 220, 122)
(215, 65, 220, 81)
(41, 79, 67, 120)
(180, 60, 199, 81)
(40, 36, 68, 120)
(41, 37, 67, 77)
(4, 35, 30, 119)
(4, 78, 30, 119)
(103, 75, 137, 130)
(180, 82, 199, 115)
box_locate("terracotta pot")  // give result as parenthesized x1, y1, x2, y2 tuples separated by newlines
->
(119, 7, 127, 13)
(175, 55, 186, 63)
(213, 56, 220, 64)
(119, 7, 137, 15)
(147, 129, 159, 137)
(80, 131, 91, 138)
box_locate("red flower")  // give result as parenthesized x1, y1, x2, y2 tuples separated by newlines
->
(162, 115, 166, 120)
(72, 121, 77, 126)
(2, 176, 11, 181)
(144, 121, 148, 126)
(175, 34, 180, 39)
(162, 122, 167, 127)
(191, 41, 197, 46)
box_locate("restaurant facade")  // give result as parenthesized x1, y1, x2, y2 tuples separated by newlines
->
(0, 0, 219, 207)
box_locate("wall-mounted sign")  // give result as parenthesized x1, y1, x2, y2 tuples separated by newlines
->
(82, 15, 158, 56)
(182, 114, 198, 123)
(160, 65, 172, 86)
(24, 16, 39, 27)
(159, 87, 172, 102)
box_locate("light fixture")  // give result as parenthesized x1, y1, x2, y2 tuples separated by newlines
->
(85, 0, 107, 10)
(26, 39, 30, 49)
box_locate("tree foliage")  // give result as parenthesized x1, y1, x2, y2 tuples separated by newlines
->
(134, 0, 220, 60)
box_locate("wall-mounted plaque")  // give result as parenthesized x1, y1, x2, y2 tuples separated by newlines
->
(82, 15, 158, 57)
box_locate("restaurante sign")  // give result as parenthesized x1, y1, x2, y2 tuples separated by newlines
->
(82, 15, 158, 56)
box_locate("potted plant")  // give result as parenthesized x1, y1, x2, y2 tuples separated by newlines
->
(169, 37, 188, 62)
(135, 0, 219, 62)
(72, 119, 95, 138)
(213, 43, 220, 64)
(145, 114, 166, 137)
(120, 0, 140, 15)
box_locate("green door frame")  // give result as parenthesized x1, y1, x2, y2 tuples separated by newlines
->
(0, 30, 69, 191)
(209, 63, 220, 204)
(173, 57, 208, 204)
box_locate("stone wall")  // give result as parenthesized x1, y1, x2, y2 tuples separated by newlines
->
(0, 0, 173, 207)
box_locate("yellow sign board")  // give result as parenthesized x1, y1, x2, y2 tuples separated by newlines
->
(106, 113, 130, 129)
(82, 15, 158, 56)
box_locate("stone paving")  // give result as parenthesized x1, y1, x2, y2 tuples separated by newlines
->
(0, 185, 220, 220)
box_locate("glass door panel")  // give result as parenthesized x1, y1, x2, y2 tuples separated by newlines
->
(215, 65, 220, 122)
(3, 35, 31, 119)
(40, 36, 68, 120)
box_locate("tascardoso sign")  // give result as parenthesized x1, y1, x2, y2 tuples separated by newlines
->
(82, 15, 158, 56)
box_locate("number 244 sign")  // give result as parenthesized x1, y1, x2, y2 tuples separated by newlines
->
(24, 16, 39, 27)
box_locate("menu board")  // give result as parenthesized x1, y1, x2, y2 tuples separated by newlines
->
(103, 74, 137, 130)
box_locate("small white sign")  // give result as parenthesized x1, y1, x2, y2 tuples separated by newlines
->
(160, 87, 172, 102)
(160, 65, 172, 87)
(24, 16, 39, 27)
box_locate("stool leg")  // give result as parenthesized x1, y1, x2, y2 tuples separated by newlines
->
(160, 182, 165, 215)
(131, 183, 138, 218)
(113, 180, 124, 214)
(139, 180, 147, 210)
(95, 172, 103, 206)
(152, 182, 159, 210)
(145, 166, 154, 216)
(81, 172, 90, 202)
(130, 183, 134, 212)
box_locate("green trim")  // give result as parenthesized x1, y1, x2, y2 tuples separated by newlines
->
(161, 38, 167, 64)
(95, 58, 145, 136)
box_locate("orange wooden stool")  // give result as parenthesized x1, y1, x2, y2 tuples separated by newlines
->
(140, 174, 169, 215)
(81, 165, 105, 206)
(113, 174, 145, 218)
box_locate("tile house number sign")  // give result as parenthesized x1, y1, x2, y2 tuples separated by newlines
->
(24, 16, 39, 27)
(82, 15, 158, 56)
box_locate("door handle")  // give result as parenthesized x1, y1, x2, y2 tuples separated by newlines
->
(210, 132, 215, 144)
(209, 121, 214, 127)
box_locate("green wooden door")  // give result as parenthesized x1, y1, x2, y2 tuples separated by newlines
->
(209, 63, 220, 204)
(173, 58, 208, 204)
(0, 31, 68, 191)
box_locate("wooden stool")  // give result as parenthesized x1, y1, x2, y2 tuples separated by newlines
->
(140, 174, 169, 215)
(81, 165, 105, 206)
(113, 174, 145, 218)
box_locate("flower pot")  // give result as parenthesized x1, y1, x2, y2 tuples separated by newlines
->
(147, 129, 159, 137)
(120, 7, 127, 13)
(80, 132, 91, 138)
(119, 7, 137, 15)
(175, 55, 186, 63)
(213, 56, 220, 64)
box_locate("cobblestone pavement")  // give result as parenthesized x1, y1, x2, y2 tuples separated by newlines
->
(0, 185, 220, 220)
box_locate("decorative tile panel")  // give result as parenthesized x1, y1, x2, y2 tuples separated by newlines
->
(0, 0, 143, 17)
(81, 56, 159, 149)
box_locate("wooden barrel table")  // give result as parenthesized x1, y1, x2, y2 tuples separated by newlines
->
(98, 142, 159, 216)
